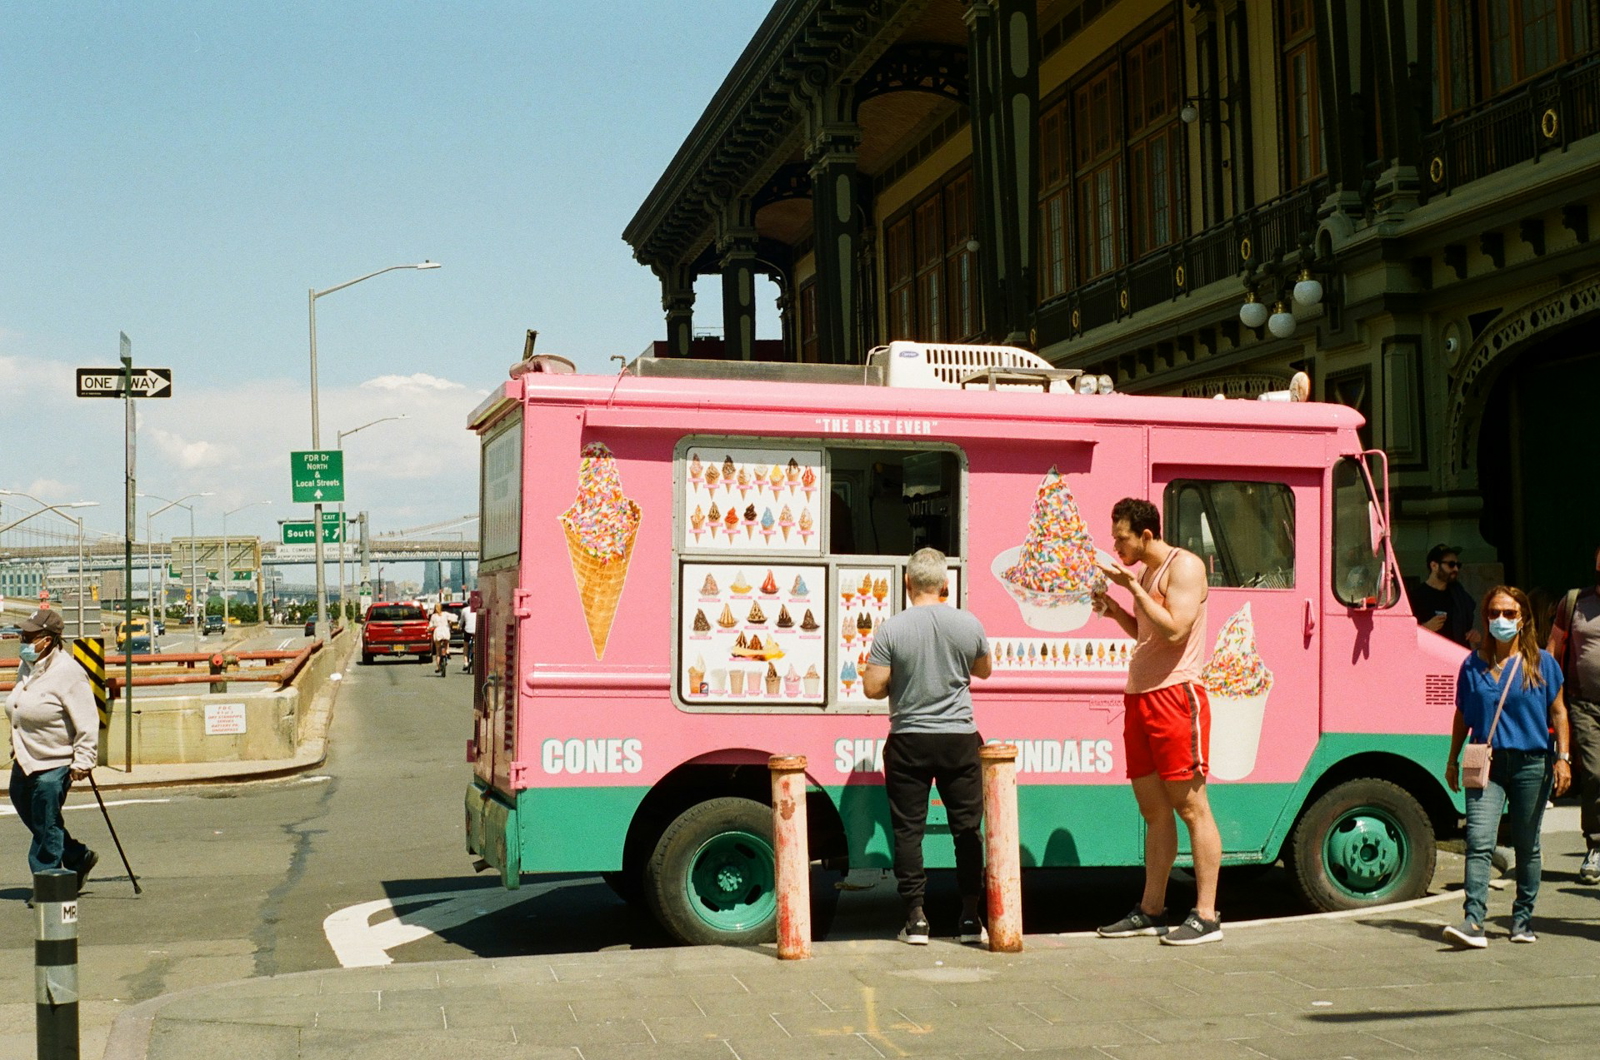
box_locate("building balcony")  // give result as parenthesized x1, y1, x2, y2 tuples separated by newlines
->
(1423, 56, 1600, 199)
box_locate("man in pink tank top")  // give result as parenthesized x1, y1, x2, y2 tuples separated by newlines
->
(1091, 498, 1224, 945)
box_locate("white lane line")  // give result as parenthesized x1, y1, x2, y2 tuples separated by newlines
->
(322, 880, 587, 968)
(0, 797, 171, 817)
(277, 637, 294, 650)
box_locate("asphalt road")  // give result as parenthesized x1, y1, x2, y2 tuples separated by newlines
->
(0, 642, 1414, 1055)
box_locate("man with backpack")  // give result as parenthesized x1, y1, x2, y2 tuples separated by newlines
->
(1549, 544, 1600, 884)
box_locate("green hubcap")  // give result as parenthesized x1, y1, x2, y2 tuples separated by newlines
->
(1322, 805, 1409, 900)
(685, 830, 776, 933)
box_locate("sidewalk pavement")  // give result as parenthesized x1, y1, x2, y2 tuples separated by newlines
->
(103, 829, 1600, 1060)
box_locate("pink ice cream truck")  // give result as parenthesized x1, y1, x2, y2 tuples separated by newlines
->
(464, 343, 1465, 946)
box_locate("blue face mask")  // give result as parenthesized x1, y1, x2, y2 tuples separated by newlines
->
(1488, 617, 1520, 643)
(19, 643, 40, 664)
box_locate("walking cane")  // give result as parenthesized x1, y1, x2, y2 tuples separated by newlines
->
(85, 772, 142, 895)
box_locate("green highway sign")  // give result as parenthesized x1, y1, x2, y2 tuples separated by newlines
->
(280, 513, 344, 544)
(290, 450, 345, 503)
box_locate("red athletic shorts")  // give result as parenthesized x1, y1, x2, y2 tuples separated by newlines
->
(1123, 682, 1210, 781)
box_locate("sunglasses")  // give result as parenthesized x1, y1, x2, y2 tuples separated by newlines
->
(1485, 608, 1521, 619)
(1439, 560, 1461, 569)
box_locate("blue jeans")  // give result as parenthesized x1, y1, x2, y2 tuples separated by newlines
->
(1462, 748, 1554, 928)
(8, 764, 90, 877)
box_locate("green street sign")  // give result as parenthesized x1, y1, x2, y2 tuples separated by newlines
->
(231, 570, 253, 583)
(290, 450, 345, 503)
(280, 514, 344, 544)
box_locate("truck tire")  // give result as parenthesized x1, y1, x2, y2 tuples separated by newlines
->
(361, 652, 373, 665)
(1286, 778, 1435, 912)
(645, 797, 777, 946)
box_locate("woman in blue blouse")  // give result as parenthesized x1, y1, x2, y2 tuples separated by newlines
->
(1444, 585, 1570, 947)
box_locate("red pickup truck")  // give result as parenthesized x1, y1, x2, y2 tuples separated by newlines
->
(360, 602, 433, 664)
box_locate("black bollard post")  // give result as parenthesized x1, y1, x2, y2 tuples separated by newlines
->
(34, 867, 79, 1059)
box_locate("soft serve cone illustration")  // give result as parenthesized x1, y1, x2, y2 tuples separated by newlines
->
(1201, 603, 1274, 780)
(993, 467, 1108, 631)
(559, 442, 642, 659)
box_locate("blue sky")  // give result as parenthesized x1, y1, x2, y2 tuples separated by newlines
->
(2, 1, 778, 571)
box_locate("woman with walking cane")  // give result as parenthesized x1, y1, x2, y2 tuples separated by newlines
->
(5, 608, 98, 899)
(1443, 586, 1570, 948)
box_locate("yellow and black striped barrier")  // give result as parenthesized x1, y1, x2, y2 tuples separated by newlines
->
(72, 637, 110, 766)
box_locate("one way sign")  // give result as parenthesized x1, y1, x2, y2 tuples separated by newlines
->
(76, 367, 174, 398)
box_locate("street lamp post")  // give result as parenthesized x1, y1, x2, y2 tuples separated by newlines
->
(221, 501, 271, 626)
(139, 492, 214, 652)
(0, 492, 99, 636)
(308, 261, 440, 640)
(335, 415, 406, 626)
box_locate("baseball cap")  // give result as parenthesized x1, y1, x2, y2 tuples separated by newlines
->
(19, 608, 63, 636)
(1426, 543, 1463, 566)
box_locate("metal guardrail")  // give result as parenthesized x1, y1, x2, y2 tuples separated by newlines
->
(0, 630, 339, 694)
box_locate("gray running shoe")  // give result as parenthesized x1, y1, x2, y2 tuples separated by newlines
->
(1161, 909, 1223, 946)
(1510, 923, 1536, 943)
(1097, 906, 1165, 938)
(1443, 921, 1488, 949)
(1580, 848, 1600, 884)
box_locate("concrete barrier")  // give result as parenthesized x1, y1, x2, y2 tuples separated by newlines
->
(1, 634, 351, 768)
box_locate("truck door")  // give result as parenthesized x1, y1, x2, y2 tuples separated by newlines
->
(1154, 466, 1322, 855)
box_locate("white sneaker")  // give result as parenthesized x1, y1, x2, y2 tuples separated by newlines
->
(1580, 849, 1600, 885)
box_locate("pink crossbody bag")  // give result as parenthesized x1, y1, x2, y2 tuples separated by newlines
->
(1461, 655, 1521, 790)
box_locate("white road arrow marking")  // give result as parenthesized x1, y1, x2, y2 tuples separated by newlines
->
(322, 880, 586, 968)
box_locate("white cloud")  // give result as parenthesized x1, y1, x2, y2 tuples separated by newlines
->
(361, 373, 466, 392)
(0, 350, 494, 563)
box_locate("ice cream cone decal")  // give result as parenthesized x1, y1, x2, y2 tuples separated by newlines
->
(559, 442, 642, 660)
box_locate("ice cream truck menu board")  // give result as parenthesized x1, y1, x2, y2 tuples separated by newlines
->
(680, 562, 827, 705)
(682, 447, 824, 554)
(836, 565, 896, 705)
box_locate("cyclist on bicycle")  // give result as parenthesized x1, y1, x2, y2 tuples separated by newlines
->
(428, 605, 453, 672)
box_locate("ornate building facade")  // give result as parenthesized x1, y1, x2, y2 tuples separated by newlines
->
(623, 0, 1600, 596)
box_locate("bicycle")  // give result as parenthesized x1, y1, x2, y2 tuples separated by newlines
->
(433, 639, 450, 678)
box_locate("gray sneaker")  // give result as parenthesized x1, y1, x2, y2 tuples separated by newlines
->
(1580, 848, 1600, 884)
(1161, 909, 1223, 946)
(1443, 921, 1488, 949)
(1510, 923, 1537, 943)
(1097, 906, 1166, 938)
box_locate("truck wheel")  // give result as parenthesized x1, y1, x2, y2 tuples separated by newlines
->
(361, 652, 373, 665)
(1286, 778, 1435, 912)
(645, 797, 776, 946)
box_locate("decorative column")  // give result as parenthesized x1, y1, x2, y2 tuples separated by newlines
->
(966, 0, 1038, 345)
(1312, 0, 1373, 219)
(718, 199, 759, 361)
(808, 116, 863, 364)
(1370, 0, 1429, 216)
(656, 263, 696, 358)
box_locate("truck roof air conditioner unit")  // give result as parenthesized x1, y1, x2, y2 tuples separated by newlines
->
(867, 341, 1078, 392)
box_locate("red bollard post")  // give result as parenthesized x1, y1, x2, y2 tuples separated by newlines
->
(980, 743, 1023, 952)
(769, 754, 811, 960)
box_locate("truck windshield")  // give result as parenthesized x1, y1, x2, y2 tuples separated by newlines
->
(1332, 457, 1400, 608)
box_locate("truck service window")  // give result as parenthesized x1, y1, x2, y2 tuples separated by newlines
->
(826, 448, 962, 558)
(1165, 480, 1295, 588)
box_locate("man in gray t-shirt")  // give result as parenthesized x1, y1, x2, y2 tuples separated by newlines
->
(1550, 545, 1600, 883)
(863, 548, 992, 945)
